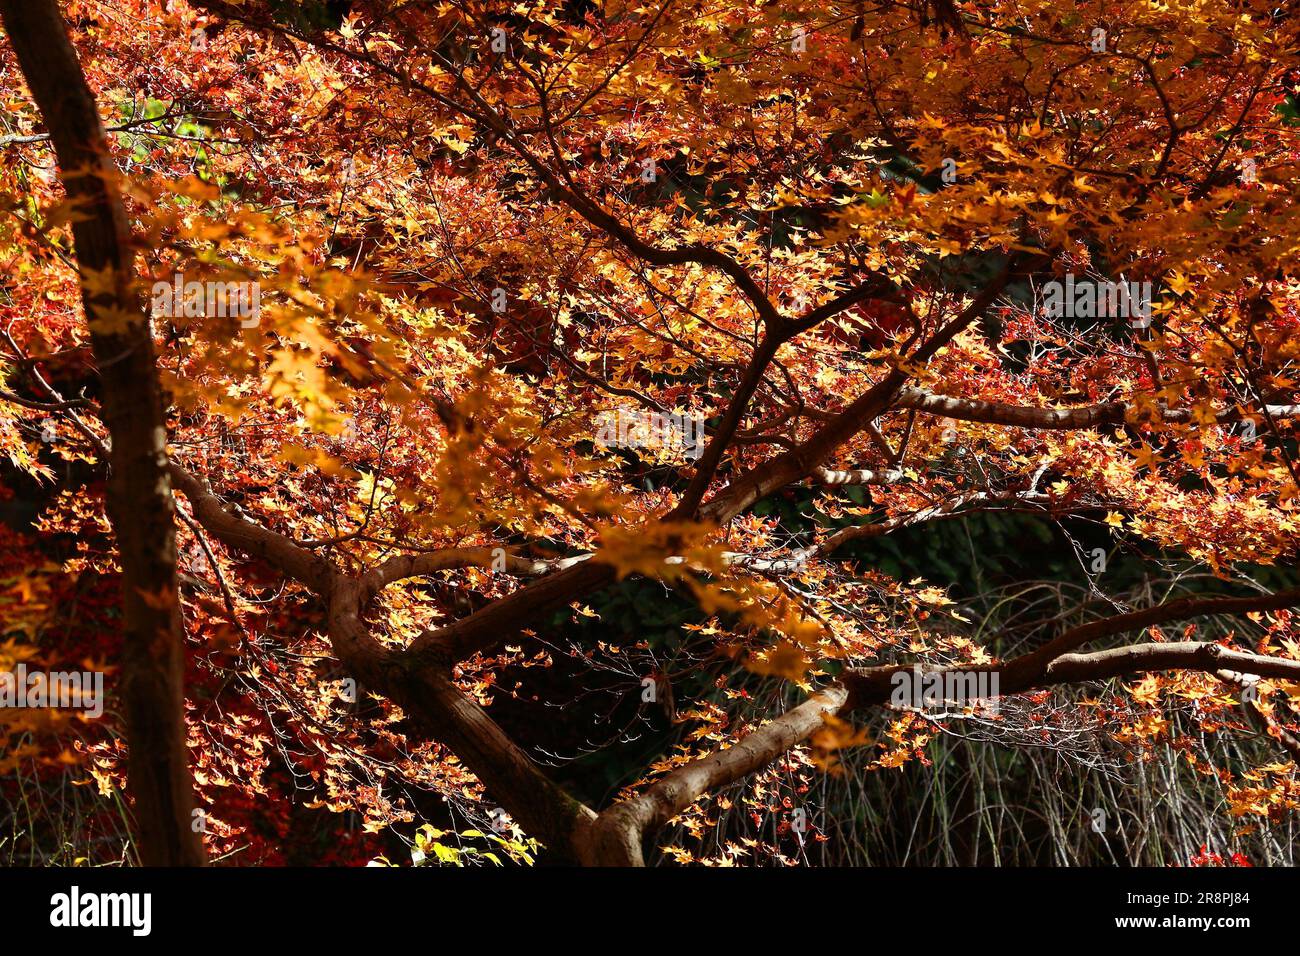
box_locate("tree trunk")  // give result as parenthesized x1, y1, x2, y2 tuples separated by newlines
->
(0, 0, 205, 865)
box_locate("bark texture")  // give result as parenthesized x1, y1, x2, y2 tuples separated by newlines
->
(0, 0, 205, 865)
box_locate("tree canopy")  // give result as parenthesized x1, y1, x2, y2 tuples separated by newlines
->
(2, 0, 1300, 867)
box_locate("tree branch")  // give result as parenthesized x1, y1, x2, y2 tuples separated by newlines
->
(580, 686, 848, 865)
(0, 0, 205, 866)
(895, 387, 1300, 430)
(589, 586, 1300, 864)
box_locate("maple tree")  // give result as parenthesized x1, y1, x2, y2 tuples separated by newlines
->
(1, 0, 1300, 867)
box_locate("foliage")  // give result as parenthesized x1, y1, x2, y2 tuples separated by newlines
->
(1, 0, 1299, 865)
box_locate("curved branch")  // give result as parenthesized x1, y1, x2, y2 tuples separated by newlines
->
(408, 266, 1017, 665)
(812, 466, 908, 486)
(580, 686, 848, 865)
(1042, 641, 1300, 686)
(362, 549, 592, 598)
(699, 261, 1017, 524)
(895, 387, 1300, 430)
(1003, 585, 1300, 685)
(591, 586, 1300, 865)
(324, 576, 597, 860)
(169, 463, 334, 593)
